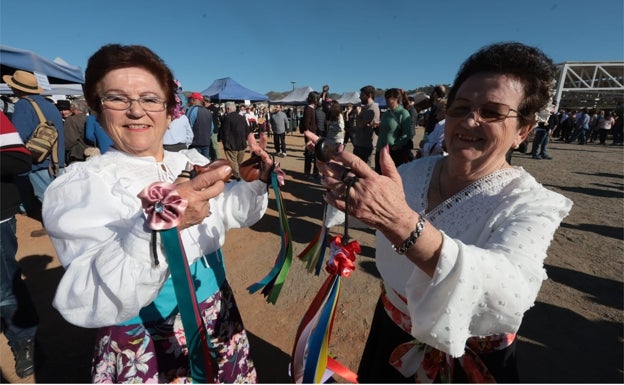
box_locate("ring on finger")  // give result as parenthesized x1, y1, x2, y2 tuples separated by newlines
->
(343, 175, 358, 187)
(334, 182, 347, 199)
(341, 168, 352, 182)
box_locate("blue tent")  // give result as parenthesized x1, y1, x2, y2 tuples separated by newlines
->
(1, 45, 84, 95)
(374, 96, 387, 109)
(1, 45, 84, 84)
(200, 77, 268, 102)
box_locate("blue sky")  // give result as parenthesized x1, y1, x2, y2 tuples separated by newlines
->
(1, 0, 623, 95)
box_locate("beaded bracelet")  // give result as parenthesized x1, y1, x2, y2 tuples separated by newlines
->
(391, 213, 426, 255)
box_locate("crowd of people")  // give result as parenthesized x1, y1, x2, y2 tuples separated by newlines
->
(0, 40, 620, 383)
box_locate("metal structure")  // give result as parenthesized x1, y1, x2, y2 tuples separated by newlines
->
(554, 61, 624, 111)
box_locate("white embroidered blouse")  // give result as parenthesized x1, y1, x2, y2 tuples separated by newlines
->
(43, 149, 268, 328)
(376, 155, 573, 357)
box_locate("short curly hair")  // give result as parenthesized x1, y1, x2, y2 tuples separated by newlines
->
(83, 44, 177, 117)
(447, 42, 556, 127)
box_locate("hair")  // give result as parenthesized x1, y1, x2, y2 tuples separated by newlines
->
(432, 85, 447, 98)
(447, 42, 555, 127)
(307, 91, 320, 105)
(384, 88, 411, 109)
(71, 99, 89, 114)
(360, 85, 375, 99)
(225, 101, 236, 111)
(83, 44, 177, 116)
(435, 98, 448, 119)
(327, 100, 343, 121)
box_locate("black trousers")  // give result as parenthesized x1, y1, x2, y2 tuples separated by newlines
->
(273, 133, 286, 153)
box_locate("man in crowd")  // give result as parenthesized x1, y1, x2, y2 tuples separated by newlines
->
(186, 92, 213, 159)
(270, 105, 289, 157)
(423, 85, 446, 135)
(63, 99, 90, 164)
(4, 70, 65, 237)
(56, 99, 72, 120)
(352, 85, 380, 166)
(219, 102, 250, 181)
(0, 111, 38, 378)
(203, 96, 221, 160)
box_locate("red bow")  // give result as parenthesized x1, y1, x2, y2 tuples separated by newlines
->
(325, 235, 360, 277)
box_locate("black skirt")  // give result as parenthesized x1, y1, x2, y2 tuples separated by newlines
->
(357, 296, 519, 383)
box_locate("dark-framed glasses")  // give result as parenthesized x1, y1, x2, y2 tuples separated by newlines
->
(100, 95, 167, 112)
(447, 101, 522, 123)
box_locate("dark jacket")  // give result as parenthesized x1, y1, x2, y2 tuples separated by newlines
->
(303, 105, 317, 134)
(219, 112, 249, 151)
(1, 111, 32, 220)
(188, 105, 213, 147)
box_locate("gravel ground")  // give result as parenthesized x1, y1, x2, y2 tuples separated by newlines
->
(2, 132, 622, 383)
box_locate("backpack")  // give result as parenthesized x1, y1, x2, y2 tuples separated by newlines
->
(25, 98, 60, 176)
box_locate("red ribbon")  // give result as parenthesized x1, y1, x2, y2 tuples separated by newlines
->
(325, 235, 360, 277)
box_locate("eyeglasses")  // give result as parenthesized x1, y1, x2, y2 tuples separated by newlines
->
(446, 101, 522, 123)
(100, 95, 167, 112)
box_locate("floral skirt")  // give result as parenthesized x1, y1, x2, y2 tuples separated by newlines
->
(91, 281, 256, 383)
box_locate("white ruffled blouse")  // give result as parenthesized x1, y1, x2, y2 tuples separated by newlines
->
(43, 149, 268, 328)
(376, 155, 572, 357)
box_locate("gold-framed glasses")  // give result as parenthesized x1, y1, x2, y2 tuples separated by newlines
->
(447, 101, 522, 123)
(100, 95, 166, 112)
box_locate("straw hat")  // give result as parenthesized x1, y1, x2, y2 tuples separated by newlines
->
(3, 70, 43, 94)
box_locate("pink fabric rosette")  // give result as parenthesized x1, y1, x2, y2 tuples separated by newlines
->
(137, 182, 188, 230)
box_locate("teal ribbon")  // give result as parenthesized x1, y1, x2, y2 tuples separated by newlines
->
(160, 228, 219, 383)
(247, 172, 293, 304)
(118, 250, 225, 326)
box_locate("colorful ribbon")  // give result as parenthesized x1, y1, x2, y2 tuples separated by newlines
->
(138, 182, 219, 383)
(296, 203, 329, 276)
(291, 234, 361, 383)
(247, 171, 293, 304)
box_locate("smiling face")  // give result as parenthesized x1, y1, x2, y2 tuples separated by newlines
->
(444, 72, 533, 173)
(96, 67, 171, 160)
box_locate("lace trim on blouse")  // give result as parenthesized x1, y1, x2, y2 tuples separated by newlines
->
(421, 160, 521, 224)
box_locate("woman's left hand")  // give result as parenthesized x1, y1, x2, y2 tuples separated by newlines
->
(304, 131, 415, 238)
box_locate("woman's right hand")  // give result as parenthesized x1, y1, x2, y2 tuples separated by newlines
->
(174, 163, 232, 230)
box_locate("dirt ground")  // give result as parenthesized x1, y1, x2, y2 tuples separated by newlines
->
(1, 130, 622, 383)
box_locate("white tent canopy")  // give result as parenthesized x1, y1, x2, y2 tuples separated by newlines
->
(336, 91, 360, 105)
(271, 86, 314, 105)
(0, 83, 83, 96)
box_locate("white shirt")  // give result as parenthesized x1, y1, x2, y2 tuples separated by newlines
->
(163, 115, 194, 146)
(43, 149, 268, 327)
(376, 156, 572, 357)
(421, 119, 446, 157)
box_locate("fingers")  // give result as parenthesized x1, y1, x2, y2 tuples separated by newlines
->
(319, 161, 348, 184)
(259, 132, 268, 150)
(378, 145, 402, 183)
(333, 149, 377, 180)
(304, 130, 320, 147)
(174, 162, 194, 184)
(173, 164, 230, 229)
(189, 165, 232, 192)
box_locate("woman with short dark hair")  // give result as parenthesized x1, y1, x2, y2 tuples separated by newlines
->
(307, 42, 572, 382)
